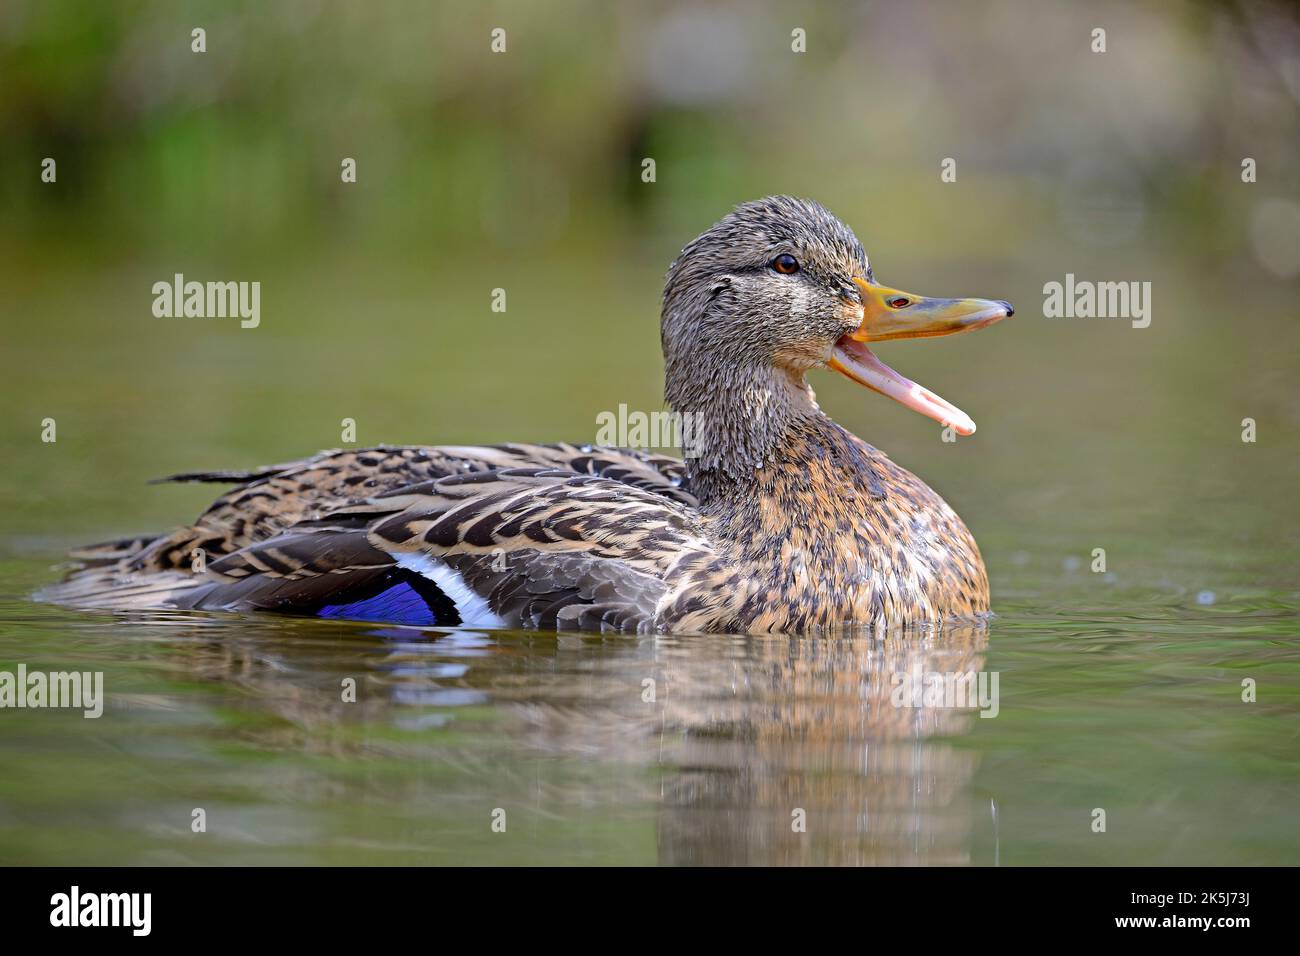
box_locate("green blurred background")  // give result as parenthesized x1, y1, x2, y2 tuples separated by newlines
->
(1, 0, 1298, 570)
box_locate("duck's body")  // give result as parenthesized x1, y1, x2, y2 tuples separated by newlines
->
(40, 197, 1008, 634)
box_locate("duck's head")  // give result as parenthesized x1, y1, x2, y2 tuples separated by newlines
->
(662, 196, 1012, 440)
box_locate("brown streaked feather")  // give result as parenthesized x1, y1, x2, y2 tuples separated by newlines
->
(121, 444, 692, 574)
(40, 444, 713, 631)
(441, 550, 668, 633)
(66, 533, 165, 565)
(171, 532, 400, 615)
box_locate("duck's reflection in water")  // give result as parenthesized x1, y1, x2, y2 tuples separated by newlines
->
(123, 611, 991, 865)
(646, 628, 990, 865)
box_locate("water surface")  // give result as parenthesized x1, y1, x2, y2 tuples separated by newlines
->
(1, 540, 1296, 865)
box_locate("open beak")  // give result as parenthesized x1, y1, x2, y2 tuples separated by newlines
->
(828, 276, 1012, 436)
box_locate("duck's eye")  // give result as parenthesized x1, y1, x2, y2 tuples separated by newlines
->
(887, 296, 911, 308)
(771, 254, 799, 275)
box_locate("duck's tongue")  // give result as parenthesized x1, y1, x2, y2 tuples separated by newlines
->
(830, 336, 977, 436)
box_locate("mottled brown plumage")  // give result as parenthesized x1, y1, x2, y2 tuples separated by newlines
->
(39, 197, 1010, 634)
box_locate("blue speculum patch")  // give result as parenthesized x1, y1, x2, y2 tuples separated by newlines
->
(317, 581, 439, 626)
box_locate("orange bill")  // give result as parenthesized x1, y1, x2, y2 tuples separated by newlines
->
(828, 276, 1013, 436)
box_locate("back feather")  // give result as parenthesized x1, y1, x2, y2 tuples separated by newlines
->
(38, 443, 710, 633)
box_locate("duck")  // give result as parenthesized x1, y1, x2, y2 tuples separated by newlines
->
(39, 196, 1012, 634)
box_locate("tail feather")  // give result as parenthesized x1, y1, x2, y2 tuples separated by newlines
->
(33, 568, 207, 610)
(148, 467, 283, 485)
(66, 533, 164, 565)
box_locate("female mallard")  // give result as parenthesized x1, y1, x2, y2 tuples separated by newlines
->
(41, 197, 1011, 634)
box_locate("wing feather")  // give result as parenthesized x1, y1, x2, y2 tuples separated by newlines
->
(45, 444, 711, 633)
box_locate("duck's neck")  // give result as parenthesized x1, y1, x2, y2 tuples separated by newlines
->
(669, 361, 850, 508)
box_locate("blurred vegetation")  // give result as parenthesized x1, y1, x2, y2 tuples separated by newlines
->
(4, 1, 1298, 259)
